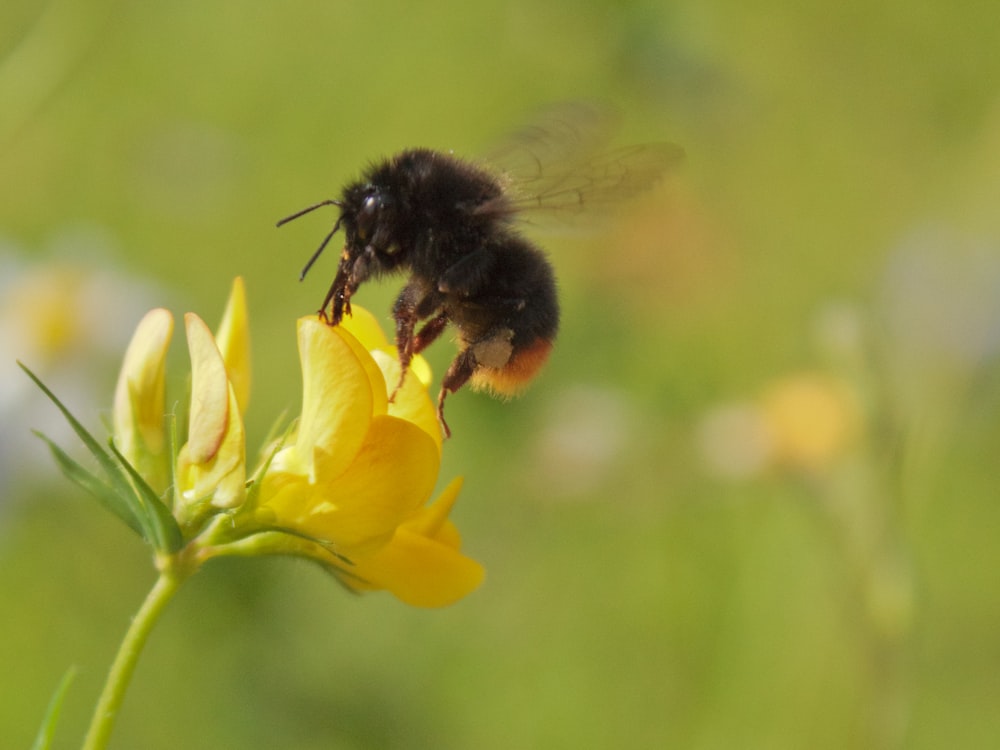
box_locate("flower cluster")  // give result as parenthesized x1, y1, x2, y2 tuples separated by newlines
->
(31, 278, 483, 607)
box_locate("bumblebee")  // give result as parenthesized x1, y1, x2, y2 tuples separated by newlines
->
(279, 106, 682, 437)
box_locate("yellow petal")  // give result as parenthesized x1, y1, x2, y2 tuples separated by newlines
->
(332, 476, 482, 606)
(341, 305, 433, 387)
(400, 476, 464, 539)
(112, 308, 173, 482)
(176, 313, 247, 509)
(214, 276, 251, 414)
(290, 317, 387, 480)
(263, 414, 439, 552)
(345, 526, 485, 607)
(185, 313, 230, 464)
(340, 309, 437, 443)
(370, 349, 442, 450)
(177, 384, 247, 508)
(338, 305, 391, 350)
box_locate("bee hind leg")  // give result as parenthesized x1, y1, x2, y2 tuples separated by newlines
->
(435, 329, 514, 438)
(436, 348, 479, 439)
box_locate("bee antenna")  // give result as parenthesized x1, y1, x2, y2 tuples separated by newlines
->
(276, 199, 343, 227)
(298, 215, 344, 281)
(276, 200, 345, 281)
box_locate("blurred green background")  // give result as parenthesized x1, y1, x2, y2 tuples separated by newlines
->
(3, 0, 1000, 748)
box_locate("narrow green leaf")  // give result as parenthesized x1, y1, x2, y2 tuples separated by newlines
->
(33, 431, 144, 538)
(326, 566, 366, 597)
(258, 408, 291, 457)
(20, 362, 120, 476)
(166, 409, 180, 509)
(107, 439, 183, 553)
(19, 361, 156, 545)
(31, 666, 76, 750)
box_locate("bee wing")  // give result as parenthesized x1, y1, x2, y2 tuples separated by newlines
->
(481, 102, 619, 181)
(476, 103, 684, 223)
(499, 142, 685, 218)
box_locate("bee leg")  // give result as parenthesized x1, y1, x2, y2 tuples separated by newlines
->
(390, 282, 443, 401)
(390, 293, 419, 402)
(413, 312, 449, 354)
(389, 311, 449, 402)
(437, 349, 478, 439)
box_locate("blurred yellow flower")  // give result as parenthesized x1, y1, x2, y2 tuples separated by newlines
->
(5, 266, 89, 359)
(760, 373, 860, 473)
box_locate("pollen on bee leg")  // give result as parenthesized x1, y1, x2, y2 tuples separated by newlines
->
(471, 337, 553, 397)
(470, 329, 514, 370)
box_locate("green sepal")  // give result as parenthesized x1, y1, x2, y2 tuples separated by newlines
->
(268, 524, 355, 566)
(32, 431, 144, 538)
(243, 413, 293, 513)
(31, 666, 76, 750)
(107, 439, 184, 553)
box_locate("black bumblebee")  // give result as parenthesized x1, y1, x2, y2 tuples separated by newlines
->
(279, 105, 682, 437)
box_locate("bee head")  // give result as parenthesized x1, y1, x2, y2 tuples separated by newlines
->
(338, 183, 405, 276)
(277, 178, 408, 324)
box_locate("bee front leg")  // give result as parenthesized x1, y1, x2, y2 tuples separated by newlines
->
(390, 290, 419, 402)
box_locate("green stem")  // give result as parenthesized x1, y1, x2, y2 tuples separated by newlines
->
(81, 568, 184, 750)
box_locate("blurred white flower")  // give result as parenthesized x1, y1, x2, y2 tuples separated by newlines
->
(876, 225, 1000, 436)
(696, 401, 773, 480)
(532, 385, 636, 498)
(1, 233, 166, 499)
(880, 225, 1000, 369)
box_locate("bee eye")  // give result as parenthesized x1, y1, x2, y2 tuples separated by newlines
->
(356, 194, 379, 240)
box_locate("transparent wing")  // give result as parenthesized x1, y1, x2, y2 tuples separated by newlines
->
(481, 102, 619, 183)
(475, 102, 684, 223)
(496, 142, 685, 217)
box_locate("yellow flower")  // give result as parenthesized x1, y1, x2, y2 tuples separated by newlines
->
(106, 278, 482, 606)
(252, 311, 484, 605)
